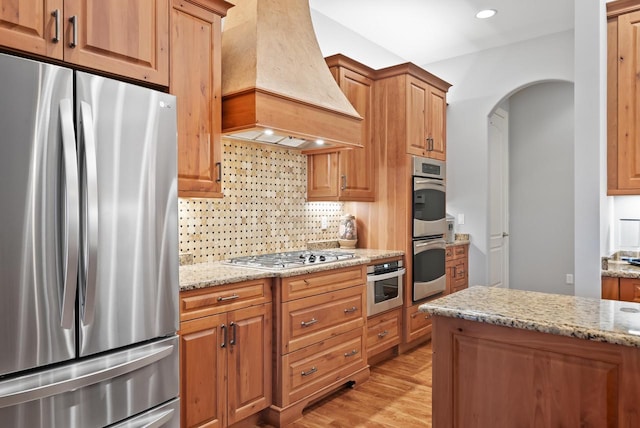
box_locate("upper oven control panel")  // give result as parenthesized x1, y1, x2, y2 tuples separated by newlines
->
(413, 156, 445, 180)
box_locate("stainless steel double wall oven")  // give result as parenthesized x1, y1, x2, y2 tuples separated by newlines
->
(412, 156, 447, 301)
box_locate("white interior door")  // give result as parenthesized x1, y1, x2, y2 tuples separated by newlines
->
(488, 108, 509, 288)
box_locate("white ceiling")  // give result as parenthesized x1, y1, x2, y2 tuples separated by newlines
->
(309, 0, 575, 66)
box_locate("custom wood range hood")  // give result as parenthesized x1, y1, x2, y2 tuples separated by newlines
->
(221, 0, 363, 151)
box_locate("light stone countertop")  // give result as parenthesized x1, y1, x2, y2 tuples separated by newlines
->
(601, 260, 640, 279)
(419, 286, 640, 348)
(179, 248, 404, 291)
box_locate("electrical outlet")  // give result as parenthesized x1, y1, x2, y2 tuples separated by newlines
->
(566, 274, 574, 285)
(321, 216, 328, 231)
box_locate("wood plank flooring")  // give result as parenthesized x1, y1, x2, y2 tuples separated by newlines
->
(260, 343, 433, 427)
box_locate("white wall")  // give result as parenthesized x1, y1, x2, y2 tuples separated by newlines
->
(423, 30, 574, 288)
(310, 9, 406, 69)
(508, 82, 575, 294)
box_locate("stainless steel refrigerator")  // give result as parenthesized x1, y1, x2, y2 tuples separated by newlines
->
(0, 53, 179, 427)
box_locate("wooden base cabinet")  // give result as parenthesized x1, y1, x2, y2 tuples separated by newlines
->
(179, 279, 272, 428)
(602, 276, 640, 302)
(446, 243, 469, 294)
(307, 55, 375, 202)
(366, 308, 401, 360)
(0, 0, 170, 86)
(432, 315, 640, 427)
(266, 265, 369, 427)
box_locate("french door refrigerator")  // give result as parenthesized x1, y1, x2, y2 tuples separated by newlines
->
(0, 53, 179, 427)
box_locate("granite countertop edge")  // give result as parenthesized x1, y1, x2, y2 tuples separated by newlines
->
(419, 287, 640, 348)
(179, 249, 404, 291)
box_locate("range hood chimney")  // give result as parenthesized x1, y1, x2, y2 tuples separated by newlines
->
(221, 0, 363, 151)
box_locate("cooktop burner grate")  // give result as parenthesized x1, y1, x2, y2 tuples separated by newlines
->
(225, 250, 355, 270)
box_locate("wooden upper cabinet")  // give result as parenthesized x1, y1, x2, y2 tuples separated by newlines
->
(0, 0, 169, 86)
(406, 75, 446, 160)
(307, 55, 375, 202)
(171, 0, 232, 198)
(0, 0, 63, 59)
(608, 2, 640, 194)
(375, 63, 451, 161)
(63, 0, 169, 86)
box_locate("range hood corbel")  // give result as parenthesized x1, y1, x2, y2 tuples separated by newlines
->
(220, 0, 363, 151)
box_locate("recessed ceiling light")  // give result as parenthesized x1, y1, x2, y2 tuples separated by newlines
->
(263, 129, 274, 136)
(476, 9, 497, 19)
(315, 139, 325, 145)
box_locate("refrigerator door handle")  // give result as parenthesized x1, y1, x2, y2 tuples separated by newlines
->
(59, 99, 80, 329)
(79, 101, 99, 325)
(0, 340, 174, 409)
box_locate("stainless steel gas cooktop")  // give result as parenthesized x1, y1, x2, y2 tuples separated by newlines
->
(226, 250, 355, 270)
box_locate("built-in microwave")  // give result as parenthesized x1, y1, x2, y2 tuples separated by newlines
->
(412, 157, 446, 238)
(366, 260, 405, 317)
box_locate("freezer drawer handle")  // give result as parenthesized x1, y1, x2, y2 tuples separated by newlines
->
(58, 99, 80, 329)
(0, 342, 174, 409)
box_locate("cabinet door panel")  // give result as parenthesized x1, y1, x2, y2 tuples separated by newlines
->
(64, 0, 169, 85)
(227, 304, 272, 425)
(337, 68, 374, 201)
(172, 0, 223, 197)
(0, 0, 63, 58)
(427, 86, 446, 161)
(616, 11, 640, 190)
(180, 314, 226, 428)
(407, 77, 427, 156)
(619, 278, 640, 302)
(307, 152, 339, 200)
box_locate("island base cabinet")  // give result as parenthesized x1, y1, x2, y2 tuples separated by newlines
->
(432, 315, 640, 427)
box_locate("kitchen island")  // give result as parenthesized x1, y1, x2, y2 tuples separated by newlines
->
(420, 286, 640, 427)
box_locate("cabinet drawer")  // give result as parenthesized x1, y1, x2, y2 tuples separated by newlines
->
(180, 278, 272, 321)
(282, 286, 365, 353)
(280, 265, 366, 301)
(282, 328, 366, 406)
(405, 303, 432, 343)
(446, 244, 467, 261)
(366, 308, 401, 358)
(620, 278, 640, 303)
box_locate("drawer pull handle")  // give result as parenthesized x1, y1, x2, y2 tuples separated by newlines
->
(217, 294, 239, 302)
(301, 366, 317, 377)
(344, 306, 358, 314)
(301, 318, 318, 327)
(344, 349, 359, 358)
(378, 330, 389, 338)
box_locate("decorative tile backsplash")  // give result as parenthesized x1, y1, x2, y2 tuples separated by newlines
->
(179, 138, 345, 263)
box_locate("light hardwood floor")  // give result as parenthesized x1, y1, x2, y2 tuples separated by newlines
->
(261, 342, 433, 427)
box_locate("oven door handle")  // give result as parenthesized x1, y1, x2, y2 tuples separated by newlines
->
(414, 178, 445, 188)
(367, 268, 406, 283)
(414, 240, 446, 251)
